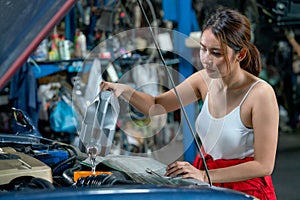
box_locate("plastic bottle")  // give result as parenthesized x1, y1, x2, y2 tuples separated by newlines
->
(76, 31, 87, 58)
(58, 36, 71, 60)
(74, 31, 80, 58)
(49, 28, 60, 60)
(33, 39, 48, 61)
(58, 36, 65, 60)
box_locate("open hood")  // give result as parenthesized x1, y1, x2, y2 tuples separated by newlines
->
(0, 0, 76, 90)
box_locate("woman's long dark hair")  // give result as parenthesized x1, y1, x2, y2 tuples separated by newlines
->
(202, 7, 262, 76)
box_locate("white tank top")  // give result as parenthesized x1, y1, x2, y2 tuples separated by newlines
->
(195, 80, 262, 160)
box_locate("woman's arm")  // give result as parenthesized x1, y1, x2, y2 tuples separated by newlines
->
(288, 37, 300, 58)
(165, 82, 279, 183)
(100, 70, 204, 115)
(286, 29, 300, 58)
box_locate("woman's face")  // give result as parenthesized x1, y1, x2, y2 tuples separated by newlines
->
(199, 28, 237, 78)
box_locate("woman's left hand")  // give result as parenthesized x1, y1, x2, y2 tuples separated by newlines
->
(164, 161, 207, 182)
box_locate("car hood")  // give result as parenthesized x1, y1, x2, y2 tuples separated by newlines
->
(0, 184, 255, 200)
(0, 0, 76, 90)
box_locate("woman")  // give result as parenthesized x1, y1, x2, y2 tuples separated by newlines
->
(285, 29, 300, 58)
(100, 7, 278, 199)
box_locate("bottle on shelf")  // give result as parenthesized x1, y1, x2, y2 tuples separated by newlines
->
(49, 27, 60, 60)
(75, 31, 87, 58)
(58, 36, 71, 60)
(33, 38, 48, 61)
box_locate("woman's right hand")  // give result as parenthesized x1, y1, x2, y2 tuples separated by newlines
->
(100, 81, 133, 98)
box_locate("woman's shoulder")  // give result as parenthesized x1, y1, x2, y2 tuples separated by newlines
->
(185, 70, 210, 99)
(246, 78, 279, 121)
(248, 78, 277, 102)
(252, 78, 274, 92)
(192, 69, 211, 85)
(188, 70, 210, 84)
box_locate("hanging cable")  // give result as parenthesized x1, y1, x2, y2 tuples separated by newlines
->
(136, 0, 212, 186)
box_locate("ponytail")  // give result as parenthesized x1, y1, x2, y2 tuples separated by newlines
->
(240, 42, 262, 77)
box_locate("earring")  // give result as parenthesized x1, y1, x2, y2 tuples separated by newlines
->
(236, 56, 242, 62)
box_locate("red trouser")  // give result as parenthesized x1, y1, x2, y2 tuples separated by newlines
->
(193, 154, 277, 200)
